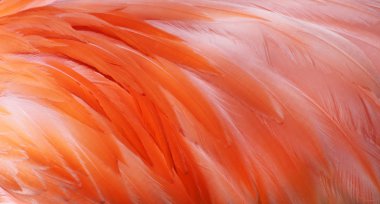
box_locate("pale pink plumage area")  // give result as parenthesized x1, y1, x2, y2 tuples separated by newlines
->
(0, 0, 379, 203)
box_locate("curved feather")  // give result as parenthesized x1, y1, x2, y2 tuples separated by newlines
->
(0, 0, 379, 203)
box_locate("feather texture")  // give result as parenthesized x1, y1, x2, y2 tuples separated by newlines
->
(0, 0, 379, 203)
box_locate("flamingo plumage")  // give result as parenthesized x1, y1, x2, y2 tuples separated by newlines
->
(0, 0, 379, 203)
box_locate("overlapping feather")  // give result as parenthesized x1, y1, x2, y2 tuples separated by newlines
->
(0, 0, 379, 203)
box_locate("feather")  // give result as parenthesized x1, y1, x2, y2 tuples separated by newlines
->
(0, 0, 379, 203)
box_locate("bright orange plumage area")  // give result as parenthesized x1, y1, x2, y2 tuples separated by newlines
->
(0, 0, 379, 203)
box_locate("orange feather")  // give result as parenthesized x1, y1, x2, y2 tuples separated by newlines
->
(0, 0, 379, 203)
